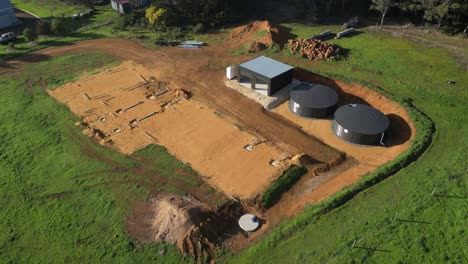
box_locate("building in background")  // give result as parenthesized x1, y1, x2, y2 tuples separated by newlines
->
(0, 0, 19, 29)
(111, 0, 152, 14)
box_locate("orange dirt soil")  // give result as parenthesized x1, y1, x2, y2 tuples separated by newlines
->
(49, 61, 290, 199)
(267, 70, 416, 218)
(0, 21, 415, 251)
(229, 20, 293, 51)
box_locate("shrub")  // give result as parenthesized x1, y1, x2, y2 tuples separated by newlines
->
(50, 18, 66, 35)
(261, 165, 307, 208)
(113, 16, 128, 30)
(192, 23, 205, 34)
(23, 28, 38, 42)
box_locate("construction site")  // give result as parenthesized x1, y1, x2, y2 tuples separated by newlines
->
(33, 20, 416, 261)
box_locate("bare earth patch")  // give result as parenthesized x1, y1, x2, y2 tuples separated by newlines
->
(48, 61, 292, 199)
(268, 71, 416, 218)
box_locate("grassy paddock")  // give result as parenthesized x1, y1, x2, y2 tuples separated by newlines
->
(0, 52, 206, 263)
(229, 24, 467, 263)
(11, 0, 83, 18)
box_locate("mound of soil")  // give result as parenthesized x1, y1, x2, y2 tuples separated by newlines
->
(127, 195, 251, 263)
(230, 20, 293, 52)
(289, 39, 340, 60)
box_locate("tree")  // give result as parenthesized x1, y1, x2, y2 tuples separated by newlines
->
(50, 18, 67, 35)
(403, 0, 461, 28)
(420, 0, 455, 28)
(370, 0, 395, 28)
(23, 28, 38, 42)
(145, 5, 168, 26)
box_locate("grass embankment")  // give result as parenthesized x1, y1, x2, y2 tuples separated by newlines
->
(230, 25, 467, 263)
(0, 52, 214, 262)
(261, 166, 307, 208)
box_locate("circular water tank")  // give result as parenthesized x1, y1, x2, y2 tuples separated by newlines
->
(289, 84, 339, 118)
(332, 104, 390, 145)
(238, 214, 260, 232)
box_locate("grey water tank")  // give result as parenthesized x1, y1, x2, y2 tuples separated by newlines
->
(289, 83, 339, 118)
(332, 104, 390, 146)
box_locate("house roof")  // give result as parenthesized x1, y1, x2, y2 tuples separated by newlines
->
(0, 0, 14, 10)
(239, 56, 294, 79)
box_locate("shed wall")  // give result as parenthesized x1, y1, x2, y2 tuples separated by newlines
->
(270, 70, 293, 96)
(238, 66, 293, 96)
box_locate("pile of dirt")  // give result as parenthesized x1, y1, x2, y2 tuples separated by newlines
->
(230, 20, 292, 52)
(127, 195, 249, 263)
(288, 39, 340, 60)
(147, 196, 211, 243)
(81, 126, 112, 145)
(249, 41, 268, 53)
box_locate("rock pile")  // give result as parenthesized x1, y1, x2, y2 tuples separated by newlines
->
(288, 39, 340, 60)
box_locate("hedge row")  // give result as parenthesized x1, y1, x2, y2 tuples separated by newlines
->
(261, 165, 308, 208)
(253, 74, 435, 249)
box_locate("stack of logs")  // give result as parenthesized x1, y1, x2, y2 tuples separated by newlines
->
(288, 39, 339, 60)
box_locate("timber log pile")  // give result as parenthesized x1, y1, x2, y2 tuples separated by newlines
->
(288, 39, 340, 60)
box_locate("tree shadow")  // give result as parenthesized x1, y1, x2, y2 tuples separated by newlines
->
(14, 53, 52, 63)
(272, 24, 298, 47)
(385, 114, 412, 146)
(43, 40, 76, 47)
(293, 67, 370, 106)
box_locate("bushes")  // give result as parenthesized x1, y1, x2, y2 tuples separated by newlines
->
(23, 28, 38, 42)
(192, 23, 206, 34)
(261, 165, 307, 208)
(50, 18, 67, 35)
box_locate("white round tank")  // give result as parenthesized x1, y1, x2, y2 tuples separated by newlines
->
(238, 214, 260, 232)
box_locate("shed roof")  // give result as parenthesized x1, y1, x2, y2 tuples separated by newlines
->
(334, 104, 389, 135)
(239, 56, 294, 79)
(0, 0, 14, 10)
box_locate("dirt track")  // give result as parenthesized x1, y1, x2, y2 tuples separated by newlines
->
(0, 38, 342, 166)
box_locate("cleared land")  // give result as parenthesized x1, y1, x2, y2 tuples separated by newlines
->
(1, 15, 466, 263)
(0, 53, 215, 263)
(231, 24, 467, 263)
(49, 61, 287, 198)
(269, 72, 415, 215)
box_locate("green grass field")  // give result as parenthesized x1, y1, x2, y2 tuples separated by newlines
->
(1, 6, 467, 262)
(229, 25, 468, 263)
(2, 1, 197, 60)
(0, 52, 225, 263)
(11, 0, 83, 18)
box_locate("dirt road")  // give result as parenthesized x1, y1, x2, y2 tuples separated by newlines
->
(0, 38, 343, 167)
